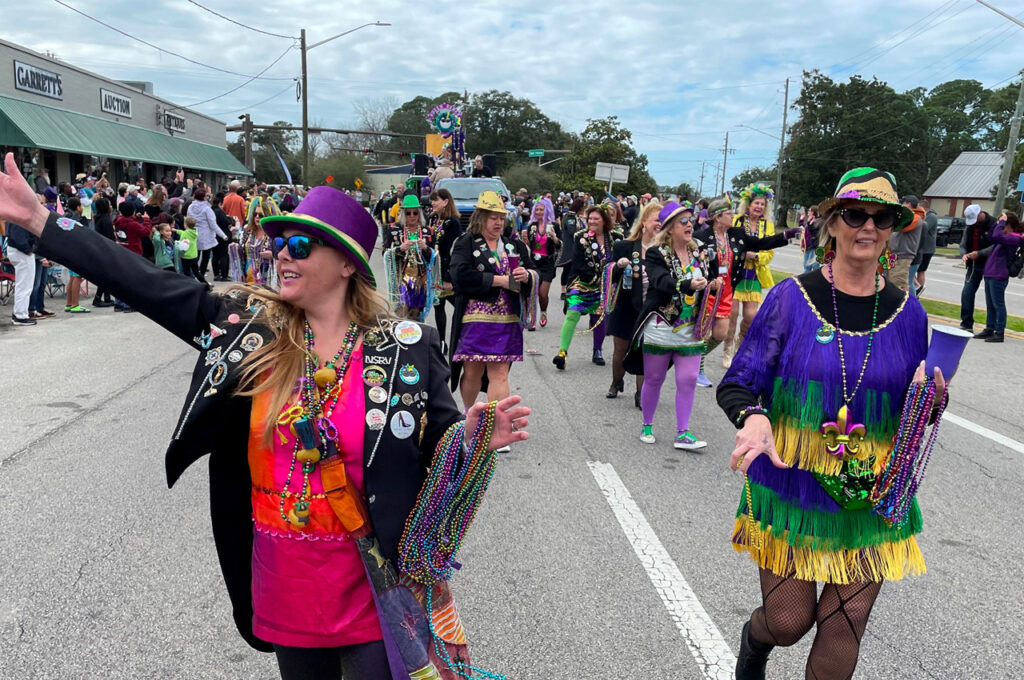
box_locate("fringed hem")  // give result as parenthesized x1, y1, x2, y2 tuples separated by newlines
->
(773, 421, 891, 477)
(733, 288, 762, 302)
(642, 343, 705, 356)
(731, 518, 925, 584)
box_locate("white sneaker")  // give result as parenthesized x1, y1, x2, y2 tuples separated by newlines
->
(674, 431, 707, 450)
(640, 425, 655, 444)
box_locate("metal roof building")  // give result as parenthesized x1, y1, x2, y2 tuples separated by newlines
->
(924, 151, 1001, 217)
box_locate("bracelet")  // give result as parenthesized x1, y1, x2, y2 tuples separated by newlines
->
(735, 405, 769, 428)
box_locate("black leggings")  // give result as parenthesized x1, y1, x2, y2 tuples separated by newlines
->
(181, 257, 204, 282)
(274, 641, 393, 680)
(434, 296, 456, 348)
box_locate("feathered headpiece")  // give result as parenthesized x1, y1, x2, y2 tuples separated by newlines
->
(739, 182, 774, 203)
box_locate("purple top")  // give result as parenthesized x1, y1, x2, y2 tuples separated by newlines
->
(983, 221, 1023, 279)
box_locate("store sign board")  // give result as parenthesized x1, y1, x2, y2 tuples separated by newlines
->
(13, 60, 62, 100)
(100, 88, 132, 118)
(164, 111, 186, 134)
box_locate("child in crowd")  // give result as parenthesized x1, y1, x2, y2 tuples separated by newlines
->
(176, 216, 201, 281)
(151, 217, 179, 273)
(63, 197, 90, 314)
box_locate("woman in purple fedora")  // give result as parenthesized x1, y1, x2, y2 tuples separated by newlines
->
(0, 153, 531, 680)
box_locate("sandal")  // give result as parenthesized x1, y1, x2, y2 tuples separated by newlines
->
(540, 313, 547, 327)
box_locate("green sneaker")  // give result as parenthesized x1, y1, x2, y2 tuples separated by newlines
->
(674, 430, 706, 451)
(640, 424, 655, 444)
(67, 305, 91, 313)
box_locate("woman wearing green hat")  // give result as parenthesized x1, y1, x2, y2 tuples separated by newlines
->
(383, 194, 440, 322)
(719, 167, 945, 679)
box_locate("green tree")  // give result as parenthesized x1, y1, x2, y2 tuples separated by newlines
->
(309, 153, 366, 190)
(730, 166, 776, 194)
(558, 116, 657, 195)
(673, 182, 698, 201)
(245, 121, 301, 184)
(500, 163, 557, 195)
(921, 79, 989, 187)
(461, 90, 571, 171)
(383, 92, 465, 156)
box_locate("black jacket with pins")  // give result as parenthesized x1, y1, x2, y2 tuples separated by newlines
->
(693, 225, 791, 290)
(33, 211, 462, 653)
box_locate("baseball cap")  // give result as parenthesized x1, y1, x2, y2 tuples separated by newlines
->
(964, 204, 981, 225)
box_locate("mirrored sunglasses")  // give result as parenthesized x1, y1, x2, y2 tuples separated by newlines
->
(272, 235, 326, 259)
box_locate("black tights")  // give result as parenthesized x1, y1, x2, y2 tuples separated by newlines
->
(749, 569, 882, 680)
(434, 296, 456, 349)
(274, 641, 393, 680)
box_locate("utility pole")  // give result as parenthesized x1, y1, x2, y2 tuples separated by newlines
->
(300, 29, 309, 186)
(721, 133, 735, 194)
(714, 163, 721, 196)
(242, 113, 254, 173)
(775, 77, 790, 222)
(698, 161, 706, 196)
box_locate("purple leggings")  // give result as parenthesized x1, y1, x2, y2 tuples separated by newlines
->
(641, 352, 701, 432)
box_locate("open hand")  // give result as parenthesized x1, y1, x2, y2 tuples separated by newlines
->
(0, 153, 50, 235)
(465, 395, 531, 451)
(730, 414, 788, 473)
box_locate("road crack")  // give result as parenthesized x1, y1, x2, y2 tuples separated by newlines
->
(72, 522, 136, 589)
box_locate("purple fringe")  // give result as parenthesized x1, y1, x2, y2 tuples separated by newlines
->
(747, 455, 840, 513)
(401, 280, 427, 309)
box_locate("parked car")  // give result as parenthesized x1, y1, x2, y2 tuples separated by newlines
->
(434, 177, 513, 232)
(935, 216, 965, 248)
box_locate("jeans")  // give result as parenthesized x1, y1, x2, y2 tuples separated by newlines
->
(960, 262, 986, 328)
(908, 262, 920, 298)
(30, 259, 47, 313)
(6, 246, 34, 318)
(984, 276, 1009, 333)
(802, 249, 820, 273)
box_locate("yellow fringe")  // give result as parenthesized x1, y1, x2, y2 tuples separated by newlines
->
(733, 289, 762, 302)
(732, 518, 926, 584)
(774, 420, 890, 477)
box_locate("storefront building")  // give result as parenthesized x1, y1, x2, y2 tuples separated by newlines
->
(0, 38, 250, 190)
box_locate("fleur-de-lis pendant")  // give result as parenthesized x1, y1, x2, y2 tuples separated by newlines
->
(820, 404, 867, 458)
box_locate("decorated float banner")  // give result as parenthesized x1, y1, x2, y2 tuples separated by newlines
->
(426, 134, 447, 158)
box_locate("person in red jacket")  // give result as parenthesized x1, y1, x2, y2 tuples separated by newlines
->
(114, 200, 153, 257)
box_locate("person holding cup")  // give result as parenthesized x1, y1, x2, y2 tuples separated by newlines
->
(717, 168, 946, 679)
(449, 191, 538, 411)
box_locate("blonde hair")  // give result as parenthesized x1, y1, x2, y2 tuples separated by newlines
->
(627, 200, 662, 241)
(184, 216, 196, 228)
(234, 274, 391, 444)
(653, 213, 698, 252)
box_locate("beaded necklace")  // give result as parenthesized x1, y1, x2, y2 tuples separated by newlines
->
(819, 260, 879, 460)
(278, 319, 361, 528)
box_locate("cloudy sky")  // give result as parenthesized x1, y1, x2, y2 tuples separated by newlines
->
(5, 0, 1024, 189)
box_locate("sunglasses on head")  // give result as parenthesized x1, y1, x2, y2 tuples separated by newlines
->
(272, 235, 326, 259)
(838, 207, 897, 230)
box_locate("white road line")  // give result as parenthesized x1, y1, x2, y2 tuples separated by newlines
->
(587, 460, 735, 680)
(945, 412, 1024, 455)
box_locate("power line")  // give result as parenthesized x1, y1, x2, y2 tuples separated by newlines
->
(50, 0, 294, 81)
(209, 83, 296, 116)
(856, 2, 974, 73)
(185, 0, 296, 39)
(165, 45, 294, 112)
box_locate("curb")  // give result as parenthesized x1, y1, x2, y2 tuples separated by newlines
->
(924, 312, 1024, 341)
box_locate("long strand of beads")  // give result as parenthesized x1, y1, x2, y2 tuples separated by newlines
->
(828, 260, 879, 409)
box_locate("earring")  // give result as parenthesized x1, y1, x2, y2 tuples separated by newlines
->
(878, 247, 896, 272)
(815, 240, 835, 265)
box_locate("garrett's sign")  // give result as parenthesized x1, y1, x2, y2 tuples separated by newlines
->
(13, 60, 62, 100)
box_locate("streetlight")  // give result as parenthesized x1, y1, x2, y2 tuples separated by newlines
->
(300, 21, 391, 186)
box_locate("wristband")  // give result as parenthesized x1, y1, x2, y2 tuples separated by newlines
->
(735, 405, 769, 429)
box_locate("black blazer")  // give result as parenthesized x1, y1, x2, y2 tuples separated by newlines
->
(448, 231, 535, 389)
(524, 222, 560, 264)
(693, 225, 790, 291)
(556, 212, 581, 266)
(34, 211, 462, 652)
(434, 216, 463, 284)
(608, 238, 645, 316)
(633, 241, 718, 334)
(568, 228, 620, 286)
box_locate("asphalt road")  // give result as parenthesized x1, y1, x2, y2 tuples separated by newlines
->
(0, 246, 1021, 679)
(771, 245, 1024, 319)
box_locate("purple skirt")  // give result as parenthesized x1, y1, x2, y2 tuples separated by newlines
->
(453, 292, 523, 362)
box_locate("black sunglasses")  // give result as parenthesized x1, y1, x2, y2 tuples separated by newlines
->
(404, 210, 419, 216)
(838, 207, 897, 230)
(272, 235, 326, 259)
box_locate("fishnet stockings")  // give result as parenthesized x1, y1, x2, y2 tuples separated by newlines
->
(748, 569, 883, 680)
(806, 581, 882, 680)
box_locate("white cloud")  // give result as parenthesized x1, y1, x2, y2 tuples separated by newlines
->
(6, 0, 1024, 187)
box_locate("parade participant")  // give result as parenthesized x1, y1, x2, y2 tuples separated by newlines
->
(383, 195, 440, 322)
(628, 202, 718, 448)
(229, 195, 281, 286)
(556, 197, 586, 307)
(718, 168, 944, 680)
(553, 204, 619, 370)
(428, 188, 463, 350)
(606, 200, 661, 405)
(449, 191, 538, 409)
(694, 197, 800, 383)
(524, 201, 561, 329)
(0, 154, 530, 680)
(723, 182, 777, 368)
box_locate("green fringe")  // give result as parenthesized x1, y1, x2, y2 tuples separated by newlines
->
(736, 480, 922, 552)
(642, 343, 705, 356)
(769, 377, 899, 441)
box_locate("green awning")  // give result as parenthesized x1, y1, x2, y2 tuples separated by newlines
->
(0, 95, 250, 175)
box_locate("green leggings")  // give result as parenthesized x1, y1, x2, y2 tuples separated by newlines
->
(559, 310, 607, 352)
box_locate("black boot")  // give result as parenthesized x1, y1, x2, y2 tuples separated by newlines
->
(985, 332, 1005, 343)
(973, 328, 995, 339)
(592, 349, 605, 366)
(735, 621, 774, 680)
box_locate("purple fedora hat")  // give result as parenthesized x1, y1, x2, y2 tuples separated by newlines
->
(261, 186, 378, 286)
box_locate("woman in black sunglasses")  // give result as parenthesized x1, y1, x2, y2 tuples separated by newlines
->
(0, 154, 530, 680)
(718, 167, 946, 680)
